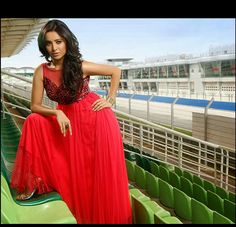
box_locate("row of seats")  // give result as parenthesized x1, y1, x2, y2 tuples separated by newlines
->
(126, 159, 235, 223)
(124, 143, 235, 204)
(130, 187, 182, 224)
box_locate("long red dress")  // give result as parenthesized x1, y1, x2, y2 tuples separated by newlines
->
(10, 63, 132, 224)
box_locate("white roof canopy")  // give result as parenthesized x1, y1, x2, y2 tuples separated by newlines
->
(1, 18, 49, 57)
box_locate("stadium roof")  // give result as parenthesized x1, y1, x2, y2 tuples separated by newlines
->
(1, 18, 49, 57)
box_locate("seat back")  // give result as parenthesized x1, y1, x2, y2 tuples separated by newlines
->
(191, 198, 213, 224)
(1, 175, 18, 223)
(158, 165, 169, 182)
(207, 190, 224, 214)
(169, 171, 181, 189)
(159, 179, 174, 208)
(203, 179, 216, 193)
(213, 211, 234, 224)
(224, 199, 236, 223)
(145, 171, 159, 198)
(193, 175, 204, 187)
(173, 187, 192, 221)
(149, 161, 159, 177)
(134, 164, 146, 189)
(183, 170, 193, 182)
(180, 176, 193, 197)
(125, 159, 135, 182)
(192, 183, 207, 205)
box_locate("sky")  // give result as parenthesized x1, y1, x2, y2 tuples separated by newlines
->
(1, 18, 235, 68)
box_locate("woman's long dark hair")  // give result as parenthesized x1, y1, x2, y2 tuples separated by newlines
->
(38, 19, 83, 101)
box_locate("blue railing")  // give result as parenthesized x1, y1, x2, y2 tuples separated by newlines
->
(96, 90, 235, 112)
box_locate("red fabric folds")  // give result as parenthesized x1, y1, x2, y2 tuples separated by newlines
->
(10, 92, 132, 224)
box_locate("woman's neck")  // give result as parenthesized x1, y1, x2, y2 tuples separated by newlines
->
(50, 60, 63, 70)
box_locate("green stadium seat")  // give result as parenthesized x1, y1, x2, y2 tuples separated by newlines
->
(154, 213, 183, 224)
(125, 159, 135, 182)
(191, 198, 213, 224)
(207, 190, 224, 215)
(174, 166, 183, 177)
(228, 192, 236, 204)
(149, 161, 159, 177)
(203, 179, 216, 193)
(134, 165, 146, 189)
(145, 171, 159, 198)
(193, 175, 204, 187)
(224, 199, 236, 223)
(169, 171, 181, 189)
(180, 176, 193, 197)
(173, 187, 192, 221)
(216, 186, 229, 200)
(158, 165, 169, 182)
(1, 175, 77, 224)
(193, 183, 207, 205)
(183, 170, 193, 182)
(213, 211, 234, 224)
(159, 179, 174, 208)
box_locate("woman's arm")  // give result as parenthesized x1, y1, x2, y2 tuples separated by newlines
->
(82, 60, 121, 111)
(31, 65, 72, 136)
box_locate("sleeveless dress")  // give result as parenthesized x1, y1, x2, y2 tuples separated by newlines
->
(10, 63, 132, 224)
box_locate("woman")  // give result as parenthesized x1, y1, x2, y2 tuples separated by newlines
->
(10, 19, 132, 224)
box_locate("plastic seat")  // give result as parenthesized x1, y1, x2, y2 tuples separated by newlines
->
(134, 164, 146, 189)
(132, 197, 170, 224)
(173, 187, 192, 221)
(145, 171, 159, 198)
(228, 191, 236, 203)
(216, 186, 229, 200)
(125, 159, 135, 182)
(159, 162, 174, 171)
(203, 179, 216, 193)
(191, 198, 213, 224)
(213, 211, 234, 224)
(180, 176, 193, 197)
(129, 188, 150, 223)
(183, 170, 193, 182)
(159, 178, 174, 208)
(1, 175, 77, 224)
(193, 174, 204, 187)
(149, 161, 159, 177)
(158, 165, 169, 182)
(154, 213, 183, 224)
(193, 183, 207, 205)
(224, 199, 236, 223)
(207, 190, 224, 215)
(169, 171, 181, 189)
(174, 166, 183, 177)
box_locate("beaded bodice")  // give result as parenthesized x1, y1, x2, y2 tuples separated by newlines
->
(43, 63, 90, 105)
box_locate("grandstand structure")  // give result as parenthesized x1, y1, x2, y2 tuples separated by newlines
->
(1, 18, 235, 224)
(98, 44, 235, 102)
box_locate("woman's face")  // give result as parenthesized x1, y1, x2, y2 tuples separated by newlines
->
(45, 31, 67, 61)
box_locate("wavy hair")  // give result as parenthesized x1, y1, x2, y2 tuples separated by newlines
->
(38, 19, 83, 101)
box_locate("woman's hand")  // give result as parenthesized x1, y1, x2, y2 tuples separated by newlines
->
(56, 110, 72, 136)
(91, 98, 112, 112)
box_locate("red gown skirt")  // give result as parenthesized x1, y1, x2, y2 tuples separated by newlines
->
(10, 92, 132, 224)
